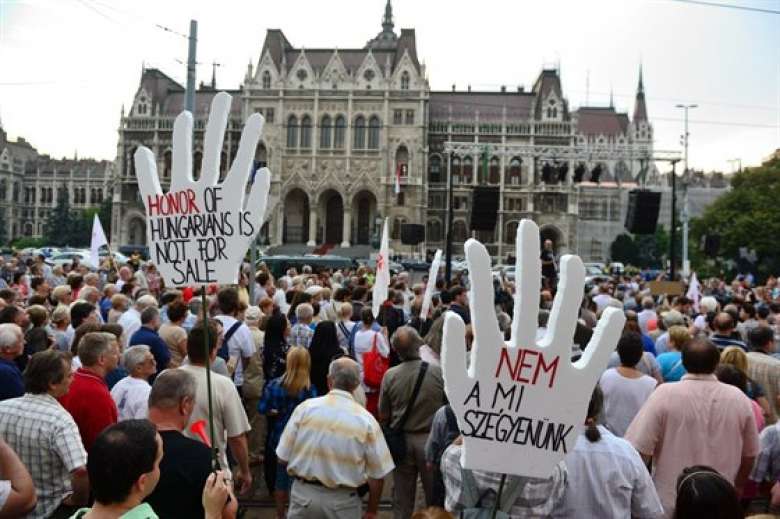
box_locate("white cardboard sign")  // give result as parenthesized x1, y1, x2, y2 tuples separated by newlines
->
(133, 92, 270, 287)
(441, 219, 625, 478)
(420, 249, 442, 322)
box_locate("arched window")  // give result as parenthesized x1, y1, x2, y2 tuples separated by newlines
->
(489, 157, 500, 184)
(163, 150, 172, 178)
(505, 221, 518, 244)
(453, 220, 467, 242)
(401, 71, 410, 90)
(395, 146, 409, 182)
(320, 115, 332, 149)
(391, 217, 405, 240)
(193, 151, 203, 178)
(262, 71, 271, 89)
(428, 155, 442, 183)
(506, 157, 522, 185)
(476, 228, 495, 244)
(463, 156, 473, 183)
(334, 116, 346, 149)
(353, 116, 366, 149)
(452, 156, 462, 184)
(286, 115, 299, 148)
(427, 219, 442, 242)
(368, 116, 381, 149)
(300, 115, 312, 148)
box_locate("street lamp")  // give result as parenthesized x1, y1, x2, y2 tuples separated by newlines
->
(675, 103, 697, 278)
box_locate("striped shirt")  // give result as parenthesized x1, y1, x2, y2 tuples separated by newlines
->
(0, 393, 87, 519)
(276, 389, 395, 489)
(442, 443, 567, 517)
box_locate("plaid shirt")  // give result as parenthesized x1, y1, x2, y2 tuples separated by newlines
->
(0, 393, 87, 519)
(258, 377, 317, 448)
(441, 443, 566, 518)
(289, 323, 314, 349)
(751, 422, 780, 483)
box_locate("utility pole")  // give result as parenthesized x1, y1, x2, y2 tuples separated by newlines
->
(669, 159, 681, 281)
(676, 103, 696, 278)
(185, 20, 198, 113)
(444, 152, 454, 286)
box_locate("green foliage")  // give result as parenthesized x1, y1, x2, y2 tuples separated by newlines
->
(609, 225, 681, 269)
(10, 237, 44, 249)
(43, 193, 112, 248)
(690, 158, 780, 278)
(610, 233, 639, 266)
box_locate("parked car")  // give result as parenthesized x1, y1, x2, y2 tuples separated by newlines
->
(49, 251, 96, 270)
(399, 258, 430, 272)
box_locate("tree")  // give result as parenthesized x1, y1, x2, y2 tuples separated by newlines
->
(690, 158, 780, 279)
(43, 190, 75, 247)
(610, 233, 639, 266)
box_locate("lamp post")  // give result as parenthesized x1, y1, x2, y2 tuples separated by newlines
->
(675, 103, 697, 278)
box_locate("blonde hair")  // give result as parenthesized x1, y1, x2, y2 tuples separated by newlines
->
(668, 325, 691, 351)
(411, 508, 455, 519)
(282, 346, 311, 396)
(720, 346, 748, 376)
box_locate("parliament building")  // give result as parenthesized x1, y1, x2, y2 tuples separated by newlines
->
(113, 1, 726, 261)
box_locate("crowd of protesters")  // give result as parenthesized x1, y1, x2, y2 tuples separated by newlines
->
(1, 249, 780, 518)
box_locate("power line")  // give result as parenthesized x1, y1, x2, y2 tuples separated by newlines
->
(666, 0, 780, 15)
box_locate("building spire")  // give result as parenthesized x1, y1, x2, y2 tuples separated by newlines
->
(383, 0, 394, 32)
(637, 63, 644, 94)
(633, 64, 648, 121)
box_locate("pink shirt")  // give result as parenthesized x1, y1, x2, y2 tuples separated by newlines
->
(625, 374, 760, 518)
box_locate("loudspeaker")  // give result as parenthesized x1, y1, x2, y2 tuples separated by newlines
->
(703, 234, 721, 256)
(401, 224, 425, 245)
(470, 187, 500, 231)
(625, 190, 661, 234)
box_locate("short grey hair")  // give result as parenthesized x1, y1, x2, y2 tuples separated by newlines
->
(149, 369, 197, 409)
(328, 357, 361, 391)
(0, 323, 22, 349)
(136, 294, 158, 311)
(140, 306, 160, 325)
(124, 345, 151, 373)
(78, 332, 113, 366)
(79, 286, 100, 302)
(391, 326, 424, 360)
(296, 303, 314, 321)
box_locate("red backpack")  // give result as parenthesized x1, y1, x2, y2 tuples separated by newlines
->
(362, 333, 389, 389)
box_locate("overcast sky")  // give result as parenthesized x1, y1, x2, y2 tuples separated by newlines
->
(1, 0, 778, 172)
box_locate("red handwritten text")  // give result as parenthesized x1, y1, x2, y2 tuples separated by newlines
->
(147, 189, 200, 217)
(494, 348, 560, 388)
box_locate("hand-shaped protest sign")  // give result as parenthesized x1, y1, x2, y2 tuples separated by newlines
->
(441, 219, 625, 478)
(133, 92, 270, 287)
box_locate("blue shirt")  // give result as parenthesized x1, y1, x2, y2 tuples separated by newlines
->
(258, 377, 317, 448)
(657, 351, 686, 382)
(105, 366, 129, 390)
(129, 326, 171, 375)
(99, 297, 112, 323)
(641, 334, 656, 356)
(0, 358, 24, 401)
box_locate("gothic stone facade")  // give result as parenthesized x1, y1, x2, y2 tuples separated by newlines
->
(113, 2, 725, 260)
(0, 126, 111, 242)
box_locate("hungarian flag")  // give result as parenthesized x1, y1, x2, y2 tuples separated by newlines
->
(395, 163, 406, 195)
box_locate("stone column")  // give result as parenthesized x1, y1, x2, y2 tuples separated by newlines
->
(341, 204, 351, 248)
(307, 207, 317, 246)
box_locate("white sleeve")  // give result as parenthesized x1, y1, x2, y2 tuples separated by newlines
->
(239, 327, 255, 357)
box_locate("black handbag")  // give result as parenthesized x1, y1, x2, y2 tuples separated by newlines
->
(383, 361, 429, 464)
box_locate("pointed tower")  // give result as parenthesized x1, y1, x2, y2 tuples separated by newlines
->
(633, 65, 648, 121)
(367, 0, 398, 49)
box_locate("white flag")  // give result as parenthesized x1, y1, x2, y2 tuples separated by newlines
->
(420, 250, 442, 322)
(372, 218, 390, 318)
(686, 272, 701, 313)
(90, 214, 108, 269)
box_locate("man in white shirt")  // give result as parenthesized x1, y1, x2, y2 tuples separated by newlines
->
(637, 296, 657, 335)
(111, 345, 156, 421)
(179, 321, 252, 494)
(118, 294, 158, 349)
(213, 287, 255, 393)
